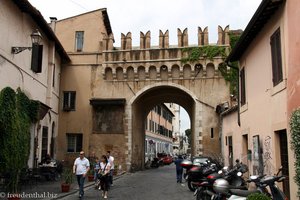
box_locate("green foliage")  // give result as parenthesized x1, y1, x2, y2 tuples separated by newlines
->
(62, 168, 74, 184)
(229, 32, 241, 50)
(180, 35, 241, 96)
(246, 193, 271, 200)
(219, 62, 239, 96)
(0, 87, 39, 193)
(290, 108, 300, 195)
(181, 46, 227, 63)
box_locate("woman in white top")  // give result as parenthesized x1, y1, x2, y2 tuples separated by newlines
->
(98, 155, 111, 199)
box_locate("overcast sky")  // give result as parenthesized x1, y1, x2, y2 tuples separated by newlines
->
(28, 0, 261, 46)
(28, 0, 262, 132)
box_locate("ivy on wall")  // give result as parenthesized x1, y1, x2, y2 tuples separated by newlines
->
(181, 46, 227, 63)
(290, 108, 300, 195)
(181, 32, 242, 96)
(0, 87, 39, 192)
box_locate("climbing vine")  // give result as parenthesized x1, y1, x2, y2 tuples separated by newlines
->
(290, 108, 300, 195)
(0, 87, 39, 192)
(181, 32, 242, 96)
(181, 46, 227, 63)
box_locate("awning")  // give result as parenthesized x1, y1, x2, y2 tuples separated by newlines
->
(38, 101, 51, 120)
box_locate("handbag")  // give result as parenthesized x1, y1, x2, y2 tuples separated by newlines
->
(97, 163, 107, 180)
(97, 173, 103, 180)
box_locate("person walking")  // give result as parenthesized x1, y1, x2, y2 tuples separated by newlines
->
(99, 155, 111, 199)
(93, 157, 100, 182)
(174, 155, 183, 183)
(73, 151, 90, 198)
(106, 151, 114, 186)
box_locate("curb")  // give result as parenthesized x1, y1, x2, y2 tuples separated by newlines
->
(53, 172, 126, 199)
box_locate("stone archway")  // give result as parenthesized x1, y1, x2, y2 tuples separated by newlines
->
(127, 83, 201, 171)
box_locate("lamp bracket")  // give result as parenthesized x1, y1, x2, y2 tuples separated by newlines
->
(11, 47, 32, 54)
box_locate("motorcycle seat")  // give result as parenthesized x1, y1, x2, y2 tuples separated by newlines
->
(229, 189, 260, 197)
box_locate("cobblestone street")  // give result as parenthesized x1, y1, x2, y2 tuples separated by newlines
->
(60, 164, 193, 200)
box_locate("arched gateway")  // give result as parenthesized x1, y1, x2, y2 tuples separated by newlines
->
(129, 83, 198, 170)
(55, 9, 231, 171)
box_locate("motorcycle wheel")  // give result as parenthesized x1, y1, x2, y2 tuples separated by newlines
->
(196, 188, 211, 200)
(187, 179, 196, 192)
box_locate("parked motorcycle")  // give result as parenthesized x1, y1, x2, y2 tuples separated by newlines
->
(195, 159, 248, 200)
(228, 167, 288, 200)
(181, 158, 222, 192)
(150, 157, 160, 168)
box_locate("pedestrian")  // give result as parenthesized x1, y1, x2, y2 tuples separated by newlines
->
(99, 155, 111, 199)
(106, 151, 114, 186)
(93, 157, 100, 182)
(174, 155, 183, 183)
(73, 151, 90, 198)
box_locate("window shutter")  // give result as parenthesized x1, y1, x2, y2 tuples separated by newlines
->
(70, 92, 76, 109)
(31, 44, 43, 73)
(240, 68, 246, 105)
(270, 28, 283, 86)
(63, 92, 69, 108)
(77, 134, 83, 152)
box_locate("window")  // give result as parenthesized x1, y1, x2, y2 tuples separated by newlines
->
(41, 126, 48, 158)
(270, 28, 283, 86)
(240, 68, 246, 106)
(157, 106, 161, 115)
(67, 133, 82, 153)
(75, 31, 84, 52)
(63, 91, 76, 111)
(211, 128, 214, 138)
(52, 64, 55, 87)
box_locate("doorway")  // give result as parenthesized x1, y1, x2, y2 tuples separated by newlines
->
(277, 129, 290, 199)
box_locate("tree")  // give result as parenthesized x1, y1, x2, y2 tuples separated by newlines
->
(185, 129, 192, 147)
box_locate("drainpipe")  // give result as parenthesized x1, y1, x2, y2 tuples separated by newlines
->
(226, 61, 240, 127)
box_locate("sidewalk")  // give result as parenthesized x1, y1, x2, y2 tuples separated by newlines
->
(15, 172, 126, 200)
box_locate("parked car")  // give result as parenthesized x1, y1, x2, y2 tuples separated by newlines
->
(157, 153, 173, 165)
(162, 155, 173, 165)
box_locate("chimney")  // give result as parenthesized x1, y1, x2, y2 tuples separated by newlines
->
(49, 17, 57, 32)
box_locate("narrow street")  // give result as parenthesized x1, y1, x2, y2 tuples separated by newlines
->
(60, 164, 193, 200)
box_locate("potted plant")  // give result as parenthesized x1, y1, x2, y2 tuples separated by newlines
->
(247, 193, 271, 200)
(61, 168, 73, 192)
(87, 168, 95, 182)
(113, 164, 119, 176)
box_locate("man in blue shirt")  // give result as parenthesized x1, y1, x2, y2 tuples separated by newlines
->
(174, 155, 183, 183)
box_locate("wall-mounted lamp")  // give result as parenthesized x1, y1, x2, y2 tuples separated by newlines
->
(11, 29, 42, 54)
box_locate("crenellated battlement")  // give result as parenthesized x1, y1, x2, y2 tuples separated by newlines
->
(102, 25, 230, 51)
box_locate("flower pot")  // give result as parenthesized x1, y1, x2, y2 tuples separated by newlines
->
(88, 175, 94, 182)
(61, 183, 71, 192)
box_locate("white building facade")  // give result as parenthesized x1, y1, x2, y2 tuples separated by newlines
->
(0, 0, 69, 168)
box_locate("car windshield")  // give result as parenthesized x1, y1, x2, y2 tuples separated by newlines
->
(193, 158, 208, 165)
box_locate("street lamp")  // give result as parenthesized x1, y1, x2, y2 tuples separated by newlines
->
(11, 29, 42, 54)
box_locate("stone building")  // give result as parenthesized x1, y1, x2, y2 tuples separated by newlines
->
(145, 103, 175, 162)
(54, 9, 231, 171)
(0, 0, 69, 167)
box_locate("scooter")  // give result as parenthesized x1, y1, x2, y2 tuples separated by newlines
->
(228, 167, 287, 200)
(195, 160, 248, 200)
